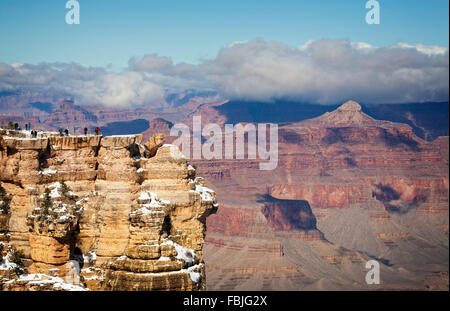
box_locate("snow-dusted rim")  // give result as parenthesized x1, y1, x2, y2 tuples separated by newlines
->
(4, 273, 89, 291)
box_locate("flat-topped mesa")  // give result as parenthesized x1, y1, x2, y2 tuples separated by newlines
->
(0, 130, 218, 291)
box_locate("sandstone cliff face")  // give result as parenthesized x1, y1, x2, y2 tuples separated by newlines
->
(0, 130, 217, 291)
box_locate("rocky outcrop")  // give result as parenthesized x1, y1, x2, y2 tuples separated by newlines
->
(0, 130, 217, 291)
(261, 195, 322, 234)
(144, 134, 165, 158)
(141, 119, 173, 143)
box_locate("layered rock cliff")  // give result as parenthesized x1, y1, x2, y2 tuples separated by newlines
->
(0, 129, 217, 291)
(187, 100, 449, 290)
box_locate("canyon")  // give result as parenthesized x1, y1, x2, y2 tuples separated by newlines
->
(188, 100, 448, 290)
(0, 95, 448, 291)
(0, 129, 217, 290)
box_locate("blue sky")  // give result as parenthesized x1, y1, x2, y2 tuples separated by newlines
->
(0, 0, 448, 69)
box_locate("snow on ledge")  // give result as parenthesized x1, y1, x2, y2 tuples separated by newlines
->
(138, 191, 170, 206)
(38, 169, 57, 176)
(189, 181, 216, 202)
(161, 239, 198, 266)
(6, 273, 89, 291)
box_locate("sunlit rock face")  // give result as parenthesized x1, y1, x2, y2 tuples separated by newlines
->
(0, 131, 217, 291)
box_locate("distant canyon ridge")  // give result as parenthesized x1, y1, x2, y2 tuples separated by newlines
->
(0, 91, 448, 141)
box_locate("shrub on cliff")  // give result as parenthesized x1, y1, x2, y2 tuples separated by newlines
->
(13, 163, 19, 175)
(0, 185, 7, 198)
(40, 187, 52, 215)
(59, 181, 70, 196)
(0, 185, 12, 214)
(7, 246, 24, 274)
(59, 181, 77, 203)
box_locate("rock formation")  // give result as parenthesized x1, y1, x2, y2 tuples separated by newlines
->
(261, 195, 319, 232)
(45, 99, 98, 128)
(186, 100, 448, 290)
(0, 129, 218, 291)
(141, 119, 174, 143)
(305, 100, 376, 126)
(144, 133, 165, 158)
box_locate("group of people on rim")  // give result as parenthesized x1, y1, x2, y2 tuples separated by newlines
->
(59, 127, 101, 137)
(6, 122, 38, 137)
(4, 121, 101, 138)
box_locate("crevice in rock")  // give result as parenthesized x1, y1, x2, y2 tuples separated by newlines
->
(161, 215, 172, 237)
(92, 136, 102, 182)
(6, 146, 17, 156)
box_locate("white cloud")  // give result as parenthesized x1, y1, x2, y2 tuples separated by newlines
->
(0, 63, 165, 108)
(0, 39, 448, 107)
(394, 43, 448, 56)
(70, 71, 165, 107)
(227, 40, 250, 48)
(129, 54, 173, 72)
(135, 38, 448, 104)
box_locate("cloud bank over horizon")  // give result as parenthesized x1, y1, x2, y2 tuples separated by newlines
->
(0, 39, 448, 108)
